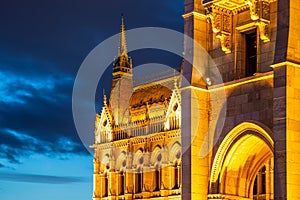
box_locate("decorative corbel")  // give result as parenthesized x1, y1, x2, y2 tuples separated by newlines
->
(245, 0, 259, 20)
(259, 0, 271, 42)
(216, 33, 232, 54)
(206, 6, 232, 54)
(207, 6, 219, 33)
(210, 12, 222, 33)
(246, 0, 271, 42)
(258, 22, 270, 42)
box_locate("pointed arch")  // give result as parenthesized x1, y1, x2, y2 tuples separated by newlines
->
(169, 142, 181, 164)
(133, 149, 144, 167)
(209, 121, 274, 198)
(150, 146, 162, 165)
(116, 151, 127, 171)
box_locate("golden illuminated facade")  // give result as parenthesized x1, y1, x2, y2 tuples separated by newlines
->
(92, 0, 300, 199)
(92, 16, 182, 200)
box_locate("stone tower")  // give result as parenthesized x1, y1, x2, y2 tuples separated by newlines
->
(181, 0, 300, 199)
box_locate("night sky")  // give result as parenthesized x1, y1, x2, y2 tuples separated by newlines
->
(0, 1, 183, 200)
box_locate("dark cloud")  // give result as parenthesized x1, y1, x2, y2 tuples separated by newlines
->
(0, 68, 75, 137)
(0, 128, 86, 164)
(0, 66, 88, 164)
(0, 172, 87, 184)
(0, 0, 183, 165)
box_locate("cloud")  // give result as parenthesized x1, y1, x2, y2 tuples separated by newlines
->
(0, 0, 184, 167)
(0, 172, 87, 184)
(0, 64, 88, 165)
(0, 69, 71, 105)
(0, 128, 87, 164)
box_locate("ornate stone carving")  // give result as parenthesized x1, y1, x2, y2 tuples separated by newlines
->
(213, 13, 222, 33)
(207, 6, 233, 54)
(209, 0, 271, 44)
(245, 0, 259, 20)
(261, 1, 270, 20)
(246, 0, 271, 42)
(259, 1, 271, 42)
(216, 33, 232, 54)
(222, 13, 232, 33)
(259, 22, 270, 42)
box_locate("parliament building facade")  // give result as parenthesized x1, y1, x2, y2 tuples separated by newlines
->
(91, 0, 300, 199)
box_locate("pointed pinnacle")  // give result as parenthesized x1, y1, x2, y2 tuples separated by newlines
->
(119, 14, 127, 56)
(103, 89, 107, 106)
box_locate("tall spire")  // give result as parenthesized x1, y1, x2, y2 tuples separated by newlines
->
(113, 14, 132, 70)
(118, 14, 127, 56)
(110, 14, 133, 125)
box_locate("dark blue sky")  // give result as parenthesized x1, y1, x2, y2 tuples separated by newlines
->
(0, 1, 183, 200)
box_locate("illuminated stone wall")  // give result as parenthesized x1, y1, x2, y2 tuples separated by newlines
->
(92, 0, 300, 199)
(181, 0, 300, 199)
(201, 1, 278, 82)
(92, 78, 183, 200)
(272, 0, 300, 199)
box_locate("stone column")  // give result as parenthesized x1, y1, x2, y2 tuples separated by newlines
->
(272, 63, 287, 199)
(272, 0, 300, 198)
(116, 171, 125, 196)
(125, 170, 133, 199)
(181, 86, 210, 200)
(182, 1, 210, 198)
(108, 171, 117, 199)
(273, 62, 300, 200)
(270, 157, 274, 200)
(265, 160, 270, 200)
(100, 173, 108, 198)
(93, 159, 100, 199)
(161, 163, 171, 197)
(142, 166, 152, 198)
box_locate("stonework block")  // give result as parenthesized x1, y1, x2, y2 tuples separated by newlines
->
(273, 97, 286, 119)
(274, 173, 287, 199)
(274, 86, 286, 98)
